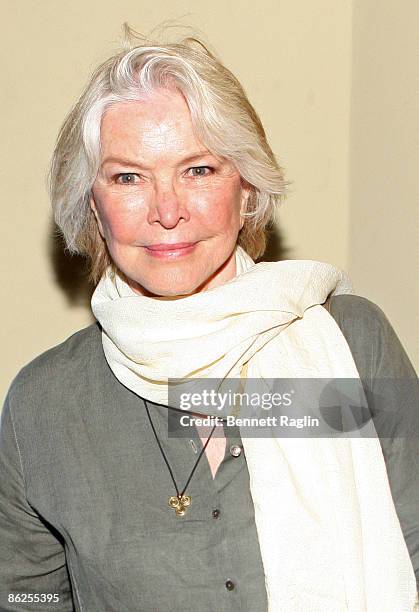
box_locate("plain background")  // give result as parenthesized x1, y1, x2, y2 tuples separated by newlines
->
(1, 0, 418, 402)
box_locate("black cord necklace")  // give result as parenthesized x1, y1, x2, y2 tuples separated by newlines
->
(144, 399, 217, 517)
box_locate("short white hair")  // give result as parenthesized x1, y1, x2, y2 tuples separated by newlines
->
(49, 28, 288, 282)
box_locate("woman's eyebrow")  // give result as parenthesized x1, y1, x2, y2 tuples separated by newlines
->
(100, 151, 215, 169)
(180, 150, 214, 164)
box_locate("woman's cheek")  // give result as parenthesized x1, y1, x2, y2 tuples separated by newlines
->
(101, 196, 147, 243)
(200, 189, 241, 230)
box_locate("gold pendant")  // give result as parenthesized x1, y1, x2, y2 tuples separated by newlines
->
(169, 494, 191, 516)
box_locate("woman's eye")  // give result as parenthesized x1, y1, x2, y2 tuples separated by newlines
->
(187, 166, 212, 177)
(115, 173, 140, 184)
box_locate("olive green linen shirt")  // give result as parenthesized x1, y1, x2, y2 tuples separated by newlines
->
(0, 295, 418, 611)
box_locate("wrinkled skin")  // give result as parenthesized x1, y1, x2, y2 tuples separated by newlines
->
(90, 88, 250, 298)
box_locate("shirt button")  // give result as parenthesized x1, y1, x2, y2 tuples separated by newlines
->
(225, 579, 235, 591)
(212, 509, 220, 519)
(229, 444, 242, 458)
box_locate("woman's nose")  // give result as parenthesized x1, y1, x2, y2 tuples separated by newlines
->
(148, 181, 190, 229)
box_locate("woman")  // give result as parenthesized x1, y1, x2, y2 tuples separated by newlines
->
(0, 31, 418, 612)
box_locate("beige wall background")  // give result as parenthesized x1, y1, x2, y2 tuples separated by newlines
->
(1, 0, 417, 402)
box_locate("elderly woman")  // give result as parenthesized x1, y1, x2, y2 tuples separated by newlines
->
(0, 32, 418, 612)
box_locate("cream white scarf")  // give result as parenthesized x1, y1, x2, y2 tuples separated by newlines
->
(91, 246, 417, 611)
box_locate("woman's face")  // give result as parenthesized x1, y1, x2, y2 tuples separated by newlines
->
(90, 89, 249, 298)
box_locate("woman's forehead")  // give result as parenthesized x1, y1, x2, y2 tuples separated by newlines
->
(101, 89, 191, 134)
(99, 91, 206, 163)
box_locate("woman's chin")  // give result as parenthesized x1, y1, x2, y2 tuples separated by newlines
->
(123, 252, 235, 298)
(127, 276, 209, 299)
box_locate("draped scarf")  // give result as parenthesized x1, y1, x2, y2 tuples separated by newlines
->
(91, 245, 417, 611)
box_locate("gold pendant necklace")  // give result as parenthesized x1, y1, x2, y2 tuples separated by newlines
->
(169, 494, 191, 517)
(144, 400, 217, 517)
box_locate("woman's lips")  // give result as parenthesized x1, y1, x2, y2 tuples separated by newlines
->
(144, 242, 197, 258)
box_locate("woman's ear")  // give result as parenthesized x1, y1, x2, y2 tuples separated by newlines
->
(239, 181, 251, 229)
(89, 194, 105, 238)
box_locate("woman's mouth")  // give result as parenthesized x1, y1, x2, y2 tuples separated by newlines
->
(144, 242, 198, 259)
